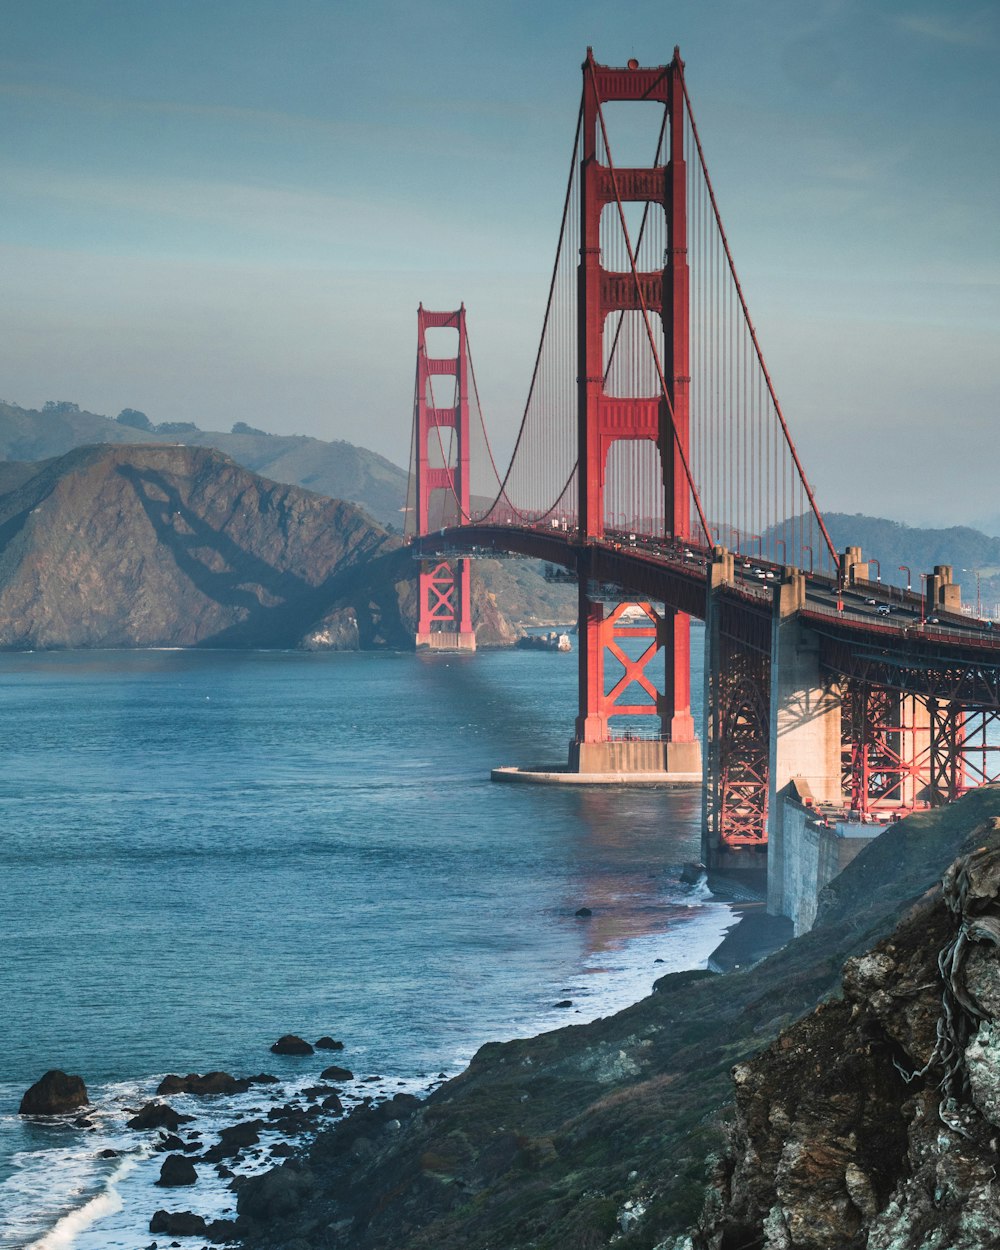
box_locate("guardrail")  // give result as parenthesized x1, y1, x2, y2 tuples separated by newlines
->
(801, 599, 1000, 652)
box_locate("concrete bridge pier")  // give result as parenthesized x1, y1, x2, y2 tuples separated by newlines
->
(766, 570, 843, 917)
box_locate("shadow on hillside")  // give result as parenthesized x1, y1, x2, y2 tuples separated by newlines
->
(118, 464, 412, 648)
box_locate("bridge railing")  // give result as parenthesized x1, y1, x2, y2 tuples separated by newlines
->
(801, 599, 1000, 652)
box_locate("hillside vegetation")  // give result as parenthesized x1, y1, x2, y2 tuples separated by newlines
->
(0, 443, 517, 650)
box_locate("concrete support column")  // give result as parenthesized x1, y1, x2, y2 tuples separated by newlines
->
(767, 571, 843, 916)
(925, 565, 961, 615)
(840, 546, 869, 586)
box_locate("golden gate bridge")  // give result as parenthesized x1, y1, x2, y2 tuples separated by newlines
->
(401, 48, 1000, 907)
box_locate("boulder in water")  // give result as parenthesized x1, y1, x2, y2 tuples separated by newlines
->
(150, 1209, 207, 1235)
(156, 1153, 198, 1187)
(203, 1118, 264, 1162)
(320, 1064, 354, 1081)
(126, 1101, 195, 1131)
(575, 906, 593, 918)
(157, 1070, 249, 1096)
(270, 1034, 315, 1056)
(315, 1035, 345, 1050)
(19, 1070, 88, 1116)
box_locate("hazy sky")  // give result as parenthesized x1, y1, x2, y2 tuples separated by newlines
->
(0, 1, 997, 527)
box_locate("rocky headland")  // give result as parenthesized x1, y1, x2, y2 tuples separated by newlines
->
(0, 442, 518, 649)
(226, 787, 1000, 1250)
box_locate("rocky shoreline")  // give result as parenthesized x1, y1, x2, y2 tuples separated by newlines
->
(227, 787, 1000, 1250)
(16, 1035, 451, 1247)
(19, 789, 1000, 1248)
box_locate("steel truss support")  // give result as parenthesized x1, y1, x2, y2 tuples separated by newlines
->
(575, 50, 696, 754)
(841, 683, 1000, 812)
(703, 548, 771, 870)
(841, 683, 931, 812)
(824, 634, 1000, 810)
(414, 305, 475, 650)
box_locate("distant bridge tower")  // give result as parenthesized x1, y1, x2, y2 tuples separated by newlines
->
(413, 304, 475, 651)
(571, 48, 700, 776)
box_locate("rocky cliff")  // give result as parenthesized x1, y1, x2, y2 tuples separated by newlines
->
(0, 444, 517, 650)
(234, 788, 1000, 1250)
(697, 830, 1000, 1250)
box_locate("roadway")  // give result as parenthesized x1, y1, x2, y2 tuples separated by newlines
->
(414, 522, 1000, 662)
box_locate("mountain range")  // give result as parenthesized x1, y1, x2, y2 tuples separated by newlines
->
(0, 400, 409, 529)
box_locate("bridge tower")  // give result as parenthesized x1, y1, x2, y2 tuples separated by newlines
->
(570, 49, 700, 777)
(413, 304, 475, 652)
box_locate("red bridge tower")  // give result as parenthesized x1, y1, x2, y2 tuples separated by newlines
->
(413, 304, 476, 652)
(571, 49, 700, 777)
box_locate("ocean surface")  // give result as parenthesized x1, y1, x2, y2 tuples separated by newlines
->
(0, 629, 734, 1248)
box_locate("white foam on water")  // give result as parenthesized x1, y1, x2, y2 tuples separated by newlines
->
(25, 1157, 137, 1250)
(4, 892, 736, 1250)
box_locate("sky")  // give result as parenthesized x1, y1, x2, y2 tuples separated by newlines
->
(0, 0, 997, 528)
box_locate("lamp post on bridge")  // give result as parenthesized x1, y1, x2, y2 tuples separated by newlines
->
(919, 571, 930, 626)
(869, 557, 881, 583)
(962, 568, 983, 619)
(802, 545, 813, 575)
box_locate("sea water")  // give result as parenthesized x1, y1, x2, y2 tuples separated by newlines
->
(0, 631, 733, 1247)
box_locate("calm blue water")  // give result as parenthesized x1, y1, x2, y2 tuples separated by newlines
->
(0, 634, 730, 1247)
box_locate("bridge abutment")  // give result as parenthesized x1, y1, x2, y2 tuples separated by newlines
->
(766, 572, 843, 916)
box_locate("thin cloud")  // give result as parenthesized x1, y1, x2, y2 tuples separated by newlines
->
(0, 79, 395, 144)
(895, 8, 998, 48)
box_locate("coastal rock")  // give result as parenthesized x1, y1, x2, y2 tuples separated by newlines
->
(267, 1105, 315, 1136)
(150, 1209, 207, 1236)
(575, 907, 593, 918)
(204, 1119, 266, 1164)
(271, 1034, 315, 1056)
(321, 1093, 345, 1114)
(302, 1085, 339, 1099)
(315, 1036, 345, 1051)
(126, 1101, 195, 1131)
(237, 1160, 316, 1223)
(320, 1065, 354, 1081)
(19, 1070, 88, 1116)
(156, 1153, 198, 1187)
(157, 1070, 249, 1096)
(149, 1209, 235, 1242)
